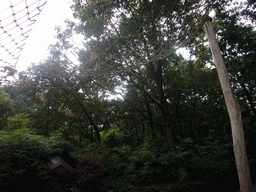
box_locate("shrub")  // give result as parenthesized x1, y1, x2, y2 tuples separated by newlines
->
(0, 128, 62, 192)
(101, 134, 237, 189)
(101, 127, 127, 148)
(102, 145, 134, 188)
(74, 151, 107, 191)
(102, 134, 187, 188)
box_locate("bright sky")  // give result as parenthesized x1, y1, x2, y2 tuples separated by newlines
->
(16, 0, 74, 72)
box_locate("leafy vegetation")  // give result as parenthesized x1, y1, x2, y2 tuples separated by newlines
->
(0, 128, 61, 191)
(1, 0, 256, 191)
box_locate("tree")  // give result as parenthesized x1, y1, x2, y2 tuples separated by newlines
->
(204, 17, 253, 192)
(71, 0, 209, 147)
(16, 51, 118, 143)
(0, 88, 13, 129)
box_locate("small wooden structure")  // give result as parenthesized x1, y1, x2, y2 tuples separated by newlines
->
(49, 156, 77, 177)
(48, 156, 78, 191)
(49, 156, 78, 191)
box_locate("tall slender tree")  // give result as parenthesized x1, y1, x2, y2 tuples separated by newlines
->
(204, 17, 253, 192)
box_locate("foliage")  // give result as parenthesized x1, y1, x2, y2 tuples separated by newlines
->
(100, 133, 238, 190)
(74, 151, 107, 191)
(0, 88, 14, 129)
(100, 127, 127, 147)
(1, 0, 256, 191)
(0, 128, 62, 191)
(4, 113, 32, 131)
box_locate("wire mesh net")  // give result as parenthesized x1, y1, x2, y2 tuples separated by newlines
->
(48, 0, 211, 78)
(0, 0, 47, 83)
(1, 0, 212, 84)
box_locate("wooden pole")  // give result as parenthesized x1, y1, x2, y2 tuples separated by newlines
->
(204, 18, 253, 192)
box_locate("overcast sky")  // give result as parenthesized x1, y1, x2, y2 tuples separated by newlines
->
(16, 0, 74, 72)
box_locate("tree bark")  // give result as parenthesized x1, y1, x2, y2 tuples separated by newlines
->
(152, 60, 174, 147)
(204, 18, 253, 192)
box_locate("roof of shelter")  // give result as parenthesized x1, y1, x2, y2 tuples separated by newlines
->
(49, 156, 77, 174)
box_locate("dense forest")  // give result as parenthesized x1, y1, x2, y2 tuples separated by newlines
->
(1, 0, 256, 191)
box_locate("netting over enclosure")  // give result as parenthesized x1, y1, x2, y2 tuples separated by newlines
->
(53, 0, 211, 78)
(0, 0, 47, 82)
(0, 0, 212, 83)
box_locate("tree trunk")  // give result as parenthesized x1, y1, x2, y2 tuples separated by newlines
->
(153, 60, 174, 147)
(80, 103, 101, 142)
(204, 18, 253, 192)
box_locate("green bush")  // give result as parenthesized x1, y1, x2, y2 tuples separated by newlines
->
(101, 134, 237, 189)
(102, 145, 134, 188)
(74, 151, 107, 191)
(101, 127, 128, 148)
(0, 128, 63, 192)
(130, 136, 190, 186)
(181, 138, 237, 188)
(4, 113, 32, 130)
(102, 134, 190, 188)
